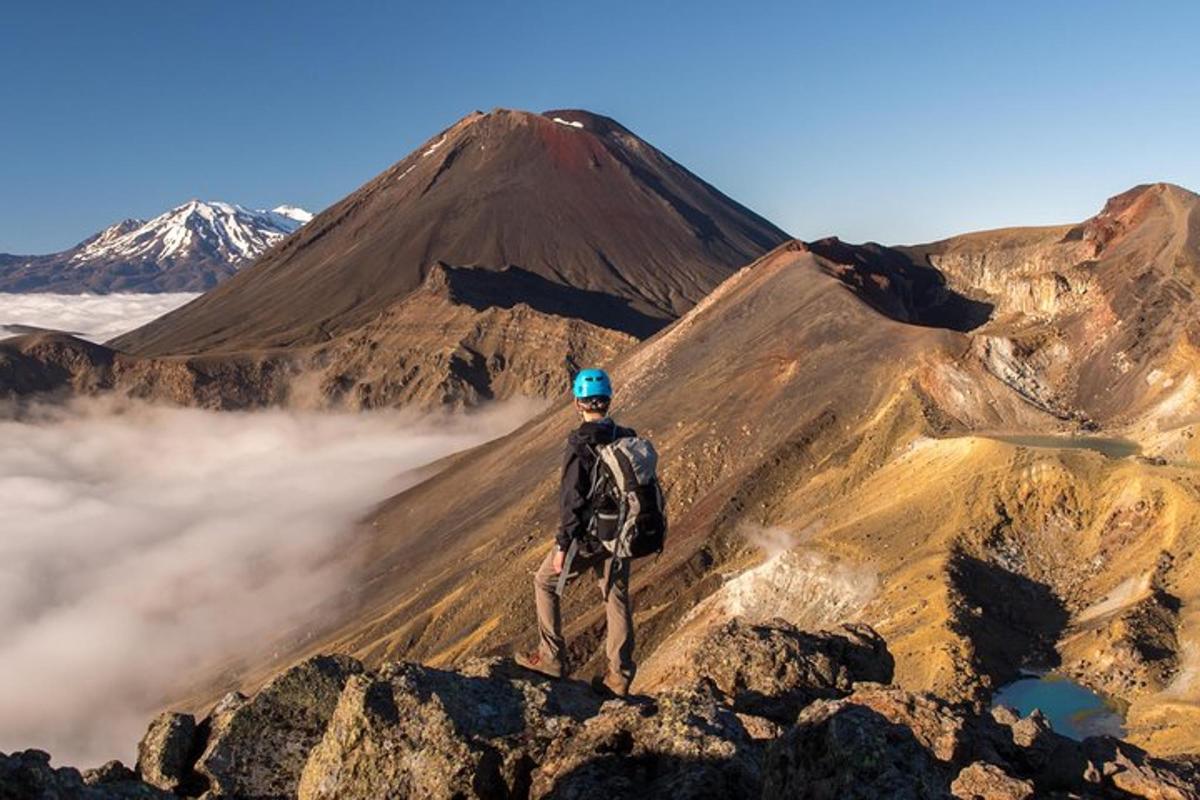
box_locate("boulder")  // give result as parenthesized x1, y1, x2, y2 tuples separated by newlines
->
(83, 760, 137, 785)
(979, 704, 1199, 798)
(832, 683, 969, 762)
(950, 762, 1035, 800)
(985, 707, 1086, 788)
(0, 749, 172, 799)
(136, 711, 196, 792)
(299, 658, 601, 800)
(687, 618, 893, 722)
(529, 685, 762, 800)
(195, 653, 362, 799)
(763, 689, 960, 799)
(1082, 738, 1200, 800)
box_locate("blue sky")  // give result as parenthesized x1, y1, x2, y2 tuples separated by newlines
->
(2, 1, 1197, 253)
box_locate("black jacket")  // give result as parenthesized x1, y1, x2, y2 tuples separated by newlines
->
(558, 417, 636, 550)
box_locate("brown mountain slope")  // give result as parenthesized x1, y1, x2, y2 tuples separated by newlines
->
(175, 243, 1044, 711)
(111, 108, 788, 357)
(177, 186, 1200, 759)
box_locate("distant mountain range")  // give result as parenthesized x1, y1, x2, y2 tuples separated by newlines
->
(0, 201, 313, 293)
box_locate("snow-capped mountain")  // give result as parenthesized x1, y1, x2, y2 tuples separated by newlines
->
(0, 200, 314, 293)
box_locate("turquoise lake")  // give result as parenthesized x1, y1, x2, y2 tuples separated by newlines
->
(992, 674, 1125, 740)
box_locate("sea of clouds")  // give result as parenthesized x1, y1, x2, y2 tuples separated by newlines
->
(0, 396, 539, 767)
(0, 292, 199, 342)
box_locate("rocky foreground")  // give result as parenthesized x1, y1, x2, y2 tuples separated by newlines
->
(3, 620, 1196, 800)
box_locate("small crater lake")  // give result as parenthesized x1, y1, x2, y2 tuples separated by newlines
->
(992, 674, 1125, 740)
(980, 434, 1141, 459)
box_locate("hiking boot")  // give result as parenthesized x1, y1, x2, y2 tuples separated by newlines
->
(592, 671, 632, 698)
(514, 650, 564, 679)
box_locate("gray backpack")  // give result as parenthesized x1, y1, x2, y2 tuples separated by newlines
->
(556, 435, 667, 595)
(587, 436, 667, 558)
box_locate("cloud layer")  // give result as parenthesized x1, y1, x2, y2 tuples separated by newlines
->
(0, 397, 537, 767)
(0, 292, 198, 342)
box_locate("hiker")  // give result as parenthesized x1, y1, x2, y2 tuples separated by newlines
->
(516, 368, 666, 697)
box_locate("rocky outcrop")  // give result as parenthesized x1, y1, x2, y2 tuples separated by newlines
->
(83, 761, 140, 787)
(1079, 736, 1200, 800)
(764, 683, 1199, 800)
(6, 620, 1197, 800)
(136, 712, 196, 793)
(683, 618, 894, 722)
(298, 658, 601, 800)
(529, 684, 762, 800)
(765, 690, 957, 798)
(950, 761, 1035, 800)
(0, 276, 637, 410)
(0, 749, 172, 799)
(806, 237, 993, 332)
(298, 660, 762, 800)
(1066, 587, 1183, 700)
(193, 654, 362, 799)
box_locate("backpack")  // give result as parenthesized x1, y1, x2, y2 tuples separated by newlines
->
(586, 436, 667, 559)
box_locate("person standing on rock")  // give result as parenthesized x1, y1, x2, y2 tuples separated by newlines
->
(517, 368, 644, 697)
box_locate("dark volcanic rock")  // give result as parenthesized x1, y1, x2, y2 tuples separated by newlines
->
(19, 619, 1200, 800)
(194, 653, 362, 800)
(82, 760, 138, 786)
(950, 761, 1035, 800)
(1081, 738, 1200, 800)
(763, 687, 961, 799)
(529, 685, 763, 800)
(763, 680, 1200, 800)
(301, 657, 762, 800)
(688, 618, 893, 722)
(0, 749, 172, 799)
(299, 658, 600, 800)
(136, 711, 196, 792)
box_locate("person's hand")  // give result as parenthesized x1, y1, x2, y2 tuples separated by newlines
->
(552, 548, 566, 574)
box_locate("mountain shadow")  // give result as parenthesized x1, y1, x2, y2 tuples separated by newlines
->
(948, 550, 1070, 687)
(437, 263, 668, 339)
(808, 237, 993, 332)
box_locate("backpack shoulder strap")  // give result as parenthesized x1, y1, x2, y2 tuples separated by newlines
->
(585, 443, 607, 501)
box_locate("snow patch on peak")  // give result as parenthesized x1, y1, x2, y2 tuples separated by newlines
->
(271, 205, 314, 224)
(553, 117, 585, 129)
(422, 135, 448, 157)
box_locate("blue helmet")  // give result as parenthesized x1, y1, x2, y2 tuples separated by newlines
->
(573, 368, 612, 399)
